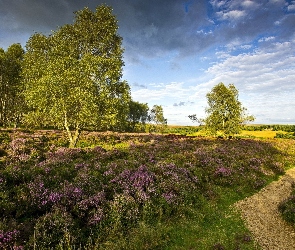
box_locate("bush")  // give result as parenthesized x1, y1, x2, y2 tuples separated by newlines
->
(275, 132, 295, 139)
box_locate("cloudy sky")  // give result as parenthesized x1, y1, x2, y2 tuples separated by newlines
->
(1, 0, 295, 125)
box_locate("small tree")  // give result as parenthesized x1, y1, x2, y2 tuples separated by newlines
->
(22, 5, 129, 147)
(127, 101, 149, 132)
(148, 105, 167, 133)
(189, 82, 254, 137)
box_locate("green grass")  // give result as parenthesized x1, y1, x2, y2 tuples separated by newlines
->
(106, 187, 262, 250)
(175, 177, 281, 250)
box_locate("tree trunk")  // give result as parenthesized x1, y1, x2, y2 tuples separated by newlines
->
(64, 112, 81, 148)
(69, 128, 80, 148)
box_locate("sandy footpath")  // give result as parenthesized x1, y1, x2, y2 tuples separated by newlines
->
(235, 168, 295, 250)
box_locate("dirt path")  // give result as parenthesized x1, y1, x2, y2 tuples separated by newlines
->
(235, 168, 295, 249)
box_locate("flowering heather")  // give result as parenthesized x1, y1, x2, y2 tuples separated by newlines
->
(0, 131, 294, 248)
(42, 147, 84, 165)
(8, 138, 31, 162)
(0, 229, 22, 249)
(111, 165, 156, 203)
(162, 191, 177, 204)
(9, 138, 27, 154)
(215, 166, 232, 177)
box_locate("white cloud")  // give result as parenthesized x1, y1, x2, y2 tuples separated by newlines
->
(203, 39, 295, 123)
(241, 0, 260, 9)
(196, 29, 213, 35)
(210, 0, 227, 9)
(131, 82, 190, 102)
(240, 44, 252, 50)
(217, 10, 246, 21)
(269, 0, 285, 4)
(287, 4, 295, 12)
(258, 36, 276, 42)
(130, 38, 295, 125)
(211, 0, 260, 23)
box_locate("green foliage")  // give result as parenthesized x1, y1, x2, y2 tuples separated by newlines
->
(0, 44, 25, 127)
(275, 132, 295, 139)
(30, 208, 78, 249)
(163, 126, 202, 136)
(127, 101, 149, 132)
(22, 5, 130, 147)
(244, 124, 295, 132)
(279, 183, 295, 226)
(190, 83, 254, 137)
(0, 131, 11, 145)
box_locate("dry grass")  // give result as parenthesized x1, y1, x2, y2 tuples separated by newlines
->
(187, 130, 286, 139)
(239, 130, 286, 139)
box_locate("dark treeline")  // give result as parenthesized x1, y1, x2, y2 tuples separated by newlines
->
(244, 124, 295, 132)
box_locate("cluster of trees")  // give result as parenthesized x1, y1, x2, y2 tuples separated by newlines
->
(189, 82, 255, 137)
(0, 5, 166, 147)
(244, 124, 295, 132)
(2, 4, 257, 144)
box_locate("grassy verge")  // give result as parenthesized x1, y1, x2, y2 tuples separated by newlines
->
(279, 182, 295, 228)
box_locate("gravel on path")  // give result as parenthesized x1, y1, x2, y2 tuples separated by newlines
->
(235, 168, 295, 250)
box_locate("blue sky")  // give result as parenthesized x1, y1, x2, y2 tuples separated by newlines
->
(1, 0, 295, 125)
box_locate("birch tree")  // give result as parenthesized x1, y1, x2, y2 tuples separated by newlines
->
(203, 83, 254, 137)
(22, 5, 130, 147)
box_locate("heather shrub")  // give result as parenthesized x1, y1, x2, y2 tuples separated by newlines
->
(0, 229, 22, 250)
(28, 208, 77, 249)
(108, 193, 140, 233)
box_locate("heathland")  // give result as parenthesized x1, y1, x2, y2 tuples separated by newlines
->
(1, 127, 295, 249)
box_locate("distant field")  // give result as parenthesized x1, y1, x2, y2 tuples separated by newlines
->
(164, 125, 288, 139)
(239, 130, 286, 139)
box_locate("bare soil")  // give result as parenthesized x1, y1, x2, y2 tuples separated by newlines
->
(235, 168, 295, 250)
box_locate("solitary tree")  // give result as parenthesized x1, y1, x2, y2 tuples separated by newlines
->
(189, 82, 254, 137)
(148, 105, 167, 133)
(22, 5, 130, 147)
(127, 101, 149, 131)
(0, 44, 24, 127)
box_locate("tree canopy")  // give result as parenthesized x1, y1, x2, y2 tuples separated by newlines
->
(22, 5, 130, 147)
(0, 44, 24, 127)
(190, 82, 254, 137)
(127, 101, 149, 131)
